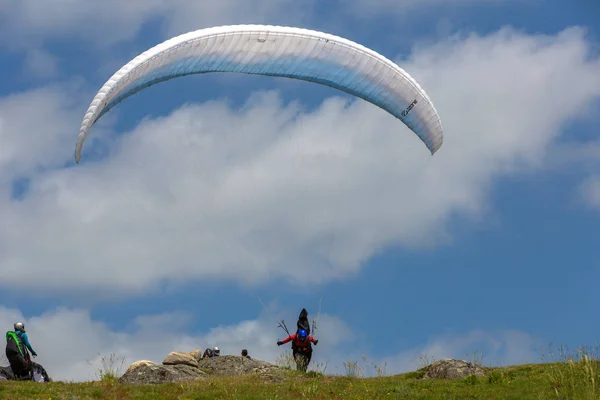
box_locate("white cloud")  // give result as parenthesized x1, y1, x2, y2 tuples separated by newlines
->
(0, 27, 599, 297)
(0, 84, 77, 176)
(0, 0, 315, 50)
(0, 82, 103, 184)
(0, 1, 167, 48)
(160, 0, 317, 39)
(0, 29, 600, 295)
(0, 0, 515, 50)
(0, 305, 352, 382)
(0, 1, 319, 80)
(339, 0, 520, 18)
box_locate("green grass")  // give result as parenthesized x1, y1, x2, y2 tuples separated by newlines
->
(1, 345, 598, 399)
(0, 363, 582, 399)
(87, 353, 127, 382)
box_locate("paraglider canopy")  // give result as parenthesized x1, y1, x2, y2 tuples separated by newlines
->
(74, 24, 444, 163)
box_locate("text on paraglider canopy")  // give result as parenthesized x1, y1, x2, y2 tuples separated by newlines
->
(401, 99, 418, 117)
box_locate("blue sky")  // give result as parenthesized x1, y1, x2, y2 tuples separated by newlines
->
(0, 0, 599, 381)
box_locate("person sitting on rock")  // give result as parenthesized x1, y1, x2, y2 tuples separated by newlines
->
(241, 349, 251, 359)
(202, 346, 220, 358)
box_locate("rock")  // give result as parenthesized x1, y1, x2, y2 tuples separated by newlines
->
(0, 366, 14, 380)
(0, 363, 51, 382)
(120, 353, 285, 384)
(163, 351, 199, 368)
(196, 355, 282, 377)
(422, 358, 487, 380)
(119, 363, 208, 384)
(188, 349, 203, 362)
(124, 360, 157, 375)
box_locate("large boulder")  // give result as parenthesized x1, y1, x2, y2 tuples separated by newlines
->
(196, 355, 280, 377)
(188, 349, 203, 363)
(163, 351, 199, 368)
(124, 360, 156, 374)
(119, 361, 208, 384)
(422, 358, 487, 380)
(119, 351, 285, 385)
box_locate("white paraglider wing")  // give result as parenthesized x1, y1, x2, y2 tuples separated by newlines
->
(75, 24, 443, 163)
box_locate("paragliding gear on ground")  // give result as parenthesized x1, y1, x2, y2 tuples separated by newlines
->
(5, 331, 32, 380)
(30, 362, 51, 382)
(0, 362, 51, 382)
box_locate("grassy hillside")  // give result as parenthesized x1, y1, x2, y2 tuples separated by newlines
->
(1, 358, 599, 400)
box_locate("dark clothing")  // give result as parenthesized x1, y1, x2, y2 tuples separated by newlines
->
(0, 362, 51, 382)
(7, 355, 30, 380)
(293, 350, 312, 372)
(5, 331, 31, 380)
(202, 348, 219, 359)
